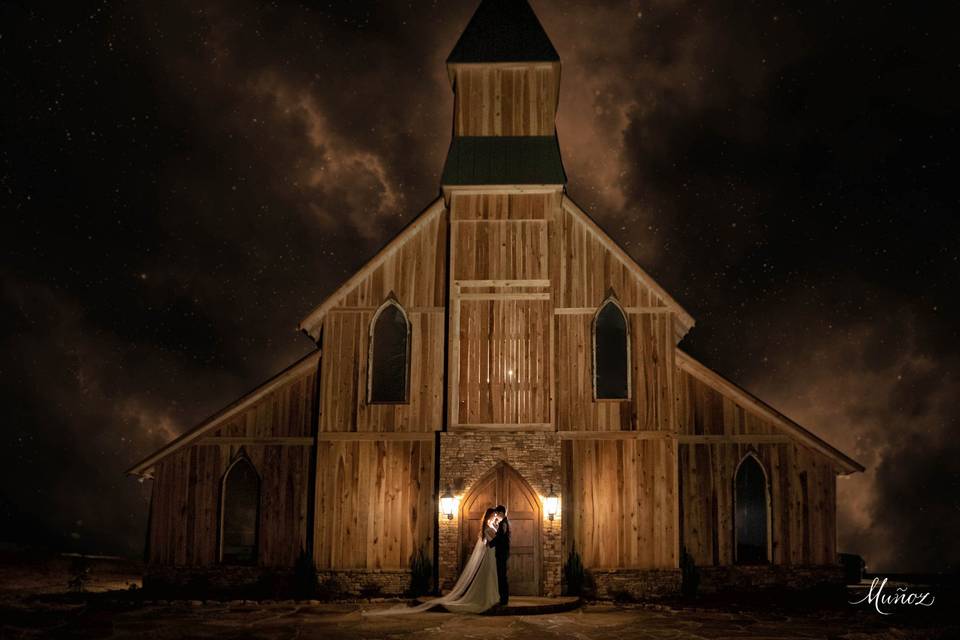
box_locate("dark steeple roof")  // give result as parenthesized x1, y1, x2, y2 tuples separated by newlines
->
(447, 0, 559, 64)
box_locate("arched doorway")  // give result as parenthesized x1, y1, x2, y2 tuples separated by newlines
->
(459, 463, 541, 596)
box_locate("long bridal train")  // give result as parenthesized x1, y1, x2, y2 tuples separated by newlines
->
(362, 521, 500, 616)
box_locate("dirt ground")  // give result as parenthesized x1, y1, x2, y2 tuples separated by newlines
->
(0, 556, 955, 639)
(1, 596, 956, 639)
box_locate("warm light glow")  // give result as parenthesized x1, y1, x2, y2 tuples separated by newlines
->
(544, 484, 559, 521)
(440, 487, 456, 520)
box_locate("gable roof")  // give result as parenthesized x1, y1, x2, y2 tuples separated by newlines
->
(562, 195, 696, 336)
(125, 350, 320, 477)
(676, 349, 865, 474)
(298, 197, 446, 339)
(447, 0, 559, 64)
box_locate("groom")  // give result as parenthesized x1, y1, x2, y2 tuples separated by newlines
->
(487, 504, 511, 606)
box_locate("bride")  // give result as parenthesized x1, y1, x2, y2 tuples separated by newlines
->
(363, 508, 501, 616)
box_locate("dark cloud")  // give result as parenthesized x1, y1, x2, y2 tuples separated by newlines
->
(1, 0, 956, 571)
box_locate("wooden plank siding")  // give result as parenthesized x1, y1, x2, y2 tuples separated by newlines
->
(314, 439, 435, 570)
(555, 312, 675, 432)
(449, 192, 555, 428)
(562, 437, 678, 569)
(678, 441, 837, 567)
(451, 63, 560, 137)
(675, 366, 839, 566)
(319, 309, 445, 433)
(147, 370, 316, 567)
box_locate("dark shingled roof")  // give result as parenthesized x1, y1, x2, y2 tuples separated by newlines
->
(447, 0, 559, 64)
(441, 135, 567, 185)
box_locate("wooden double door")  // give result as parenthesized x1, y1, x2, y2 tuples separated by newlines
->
(459, 463, 541, 596)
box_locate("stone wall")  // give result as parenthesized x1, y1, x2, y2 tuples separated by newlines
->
(694, 563, 846, 593)
(315, 569, 410, 597)
(587, 568, 682, 600)
(438, 431, 562, 597)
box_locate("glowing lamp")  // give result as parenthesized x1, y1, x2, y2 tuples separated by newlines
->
(545, 484, 559, 521)
(440, 487, 456, 520)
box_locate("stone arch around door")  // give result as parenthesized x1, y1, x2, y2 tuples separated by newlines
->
(459, 462, 541, 596)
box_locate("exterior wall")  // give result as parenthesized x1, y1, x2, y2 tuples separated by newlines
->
(449, 192, 556, 429)
(562, 437, 678, 570)
(451, 63, 560, 136)
(313, 439, 435, 572)
(318, 204, 447, 434)
(437, 431, 562, 596)
(676, 367, 839, 568)
(147, 368, 317, 568)
(552, 199, 677, 432)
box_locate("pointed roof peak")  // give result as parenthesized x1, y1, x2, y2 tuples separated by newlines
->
(447, 0, 559, 64)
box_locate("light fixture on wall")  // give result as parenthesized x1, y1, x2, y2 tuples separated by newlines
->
(545, 484, 559, 521)
(440, 487, 456, 520)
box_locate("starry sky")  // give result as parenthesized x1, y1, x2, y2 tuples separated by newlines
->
(2, 0, 957, 573)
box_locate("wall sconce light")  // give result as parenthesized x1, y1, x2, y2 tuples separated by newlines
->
(545, 484, 559, 521)
(440, 487, 456, 520)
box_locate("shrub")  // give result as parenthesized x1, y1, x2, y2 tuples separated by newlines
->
(680, 546, 700, 597)
(564, 548, 585, 596)
(407, 546, 433, 597)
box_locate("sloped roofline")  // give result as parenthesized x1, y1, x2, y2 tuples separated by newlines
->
(561, 195, 696, 335)
(676, 348, 865, 474)
(298, 197, 446, 340)
(125, 350, 321, 477)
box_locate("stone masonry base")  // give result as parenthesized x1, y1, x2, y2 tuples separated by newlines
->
(694, 563, 846, 593)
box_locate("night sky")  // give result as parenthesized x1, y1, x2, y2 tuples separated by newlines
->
(2, 1, 957, 573)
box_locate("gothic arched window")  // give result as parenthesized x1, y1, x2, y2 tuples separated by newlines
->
(368, 299, 410, 403)
(734, 453, 770, 564)
(219, 455, 260, 565)
(593, 298, 630, 399)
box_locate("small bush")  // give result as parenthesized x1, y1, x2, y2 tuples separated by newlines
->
(316, 576, 345, 601)
(292, 549, 317, 599)
(407, 546, 433, 597)
(680, 546, 700, 597)
(563, 548, 585, 596)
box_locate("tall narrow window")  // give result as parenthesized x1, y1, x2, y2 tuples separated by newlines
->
(219, 456, 260, 565)
(369, 299, 410, 403)
(593, 298, 629, 399)
(735, 454, 769, 564)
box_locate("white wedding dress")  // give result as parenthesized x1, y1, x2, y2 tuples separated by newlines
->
(363, 522, 500, 616)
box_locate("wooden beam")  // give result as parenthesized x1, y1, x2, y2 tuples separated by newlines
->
(298, 197, 446, 338)
(459, 293, 551, 301)
(561, 196, 695, 335)
(449, 423, 554, 432)
(675, 349, 865, 474)
(677, 435, 791, 444)
(197, 437, 314, 446)
(317, 432, 436, 441)
(456, 279, 550, 288)
(554, 306, 672, 315)
(325, 306, 445, 315)
(558, 430, 674, 440)
(125, 350, 321, 476)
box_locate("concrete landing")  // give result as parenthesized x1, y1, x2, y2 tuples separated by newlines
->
(415, 595, 582, 615)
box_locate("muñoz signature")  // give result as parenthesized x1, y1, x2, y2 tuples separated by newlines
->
(849, 577, 936, 615)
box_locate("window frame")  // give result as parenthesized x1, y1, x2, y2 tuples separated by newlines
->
(366, 297, 412, 405)
(217, 452, 261, 566)
(592, 296, 632, 401)
(732, 451, 773, 565)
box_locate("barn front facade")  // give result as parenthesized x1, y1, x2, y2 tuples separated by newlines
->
(128, 0, 863, 599)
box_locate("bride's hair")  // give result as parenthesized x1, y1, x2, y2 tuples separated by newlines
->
(481, 507, 496, 533)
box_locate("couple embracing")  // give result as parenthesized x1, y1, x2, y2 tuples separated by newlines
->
(365, 505, 511, 616)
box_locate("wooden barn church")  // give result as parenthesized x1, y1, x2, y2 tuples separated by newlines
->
(128, 0, 864, 599)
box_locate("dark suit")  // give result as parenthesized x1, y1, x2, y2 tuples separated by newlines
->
(487, 517, 511, 605)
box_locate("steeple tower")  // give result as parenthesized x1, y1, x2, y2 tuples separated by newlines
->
(441, 0, 566, 187)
